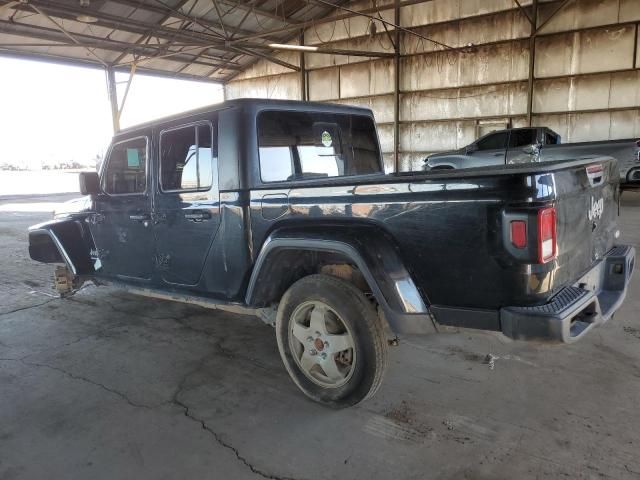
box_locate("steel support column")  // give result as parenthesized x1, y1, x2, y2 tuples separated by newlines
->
(526, 0, 538, 127)
(393, 0, 401, 172)
(299, 31, 307, 101)
(106, 66, 120, 133)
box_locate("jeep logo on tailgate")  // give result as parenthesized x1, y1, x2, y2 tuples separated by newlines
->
(588, 196, 604, 221)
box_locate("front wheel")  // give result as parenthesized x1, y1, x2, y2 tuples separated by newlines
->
(275, 274, 388, 408)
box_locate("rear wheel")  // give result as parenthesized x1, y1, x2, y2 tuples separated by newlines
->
(275, 274, 388, 408)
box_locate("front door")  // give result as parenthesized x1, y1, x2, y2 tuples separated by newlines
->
(92, 134, 154, 280)
(153, 121, 220, 287)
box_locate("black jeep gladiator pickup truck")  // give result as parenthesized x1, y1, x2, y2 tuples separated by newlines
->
(28, 99, 635, 407)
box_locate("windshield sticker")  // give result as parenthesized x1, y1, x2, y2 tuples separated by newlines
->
(321, 131, 332, 147)
(127, 148, 140, 167)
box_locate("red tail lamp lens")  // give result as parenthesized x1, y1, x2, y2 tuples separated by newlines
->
(538, 207, 557, 263)
(510, 220, 527, 249)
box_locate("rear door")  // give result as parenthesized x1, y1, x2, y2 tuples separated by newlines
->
(92, 134, 154, 280)
(153, 120, 221, 286)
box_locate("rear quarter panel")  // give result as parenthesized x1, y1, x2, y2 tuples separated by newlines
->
(250, 172, 552, 310)
(250, 158, 620, 311)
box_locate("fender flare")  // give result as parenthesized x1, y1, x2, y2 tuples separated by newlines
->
(245, 227, 435, 334)
(28, 217, 94, 276)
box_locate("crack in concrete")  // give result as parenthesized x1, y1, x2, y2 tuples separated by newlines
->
(95, 299, 270, 370)
(0, 357, 163, 409)
(0, 322, 128, 364)
(3, 292, 300, 479)
(0, 297, 58, 317)
(169, 350, 303, 480)
(58, 323, 127, 349)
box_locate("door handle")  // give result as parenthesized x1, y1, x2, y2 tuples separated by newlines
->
(86, 213, 105, 225)
(129, 213, 151, 222)
(184, 210, 211, 221)
(493, 153, 503, 156)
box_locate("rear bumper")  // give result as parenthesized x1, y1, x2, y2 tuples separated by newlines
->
(501, 245, 635, 343)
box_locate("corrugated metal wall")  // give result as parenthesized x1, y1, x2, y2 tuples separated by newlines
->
(225, 0, 640, 171)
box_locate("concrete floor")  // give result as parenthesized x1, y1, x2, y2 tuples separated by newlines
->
(1, 192, 640, 480)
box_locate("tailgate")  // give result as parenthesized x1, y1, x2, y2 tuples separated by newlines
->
(553, 157, 619, 289)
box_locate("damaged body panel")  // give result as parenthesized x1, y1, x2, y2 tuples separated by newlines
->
(29, 215, 95, 276)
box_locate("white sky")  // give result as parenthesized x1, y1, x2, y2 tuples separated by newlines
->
(0, 57, 224, 168)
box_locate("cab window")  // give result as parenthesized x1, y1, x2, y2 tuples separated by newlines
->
(160, 123, 216, 192)
(103, 137, 147, 195)
(260, 146, 294, 182)
(508, 129, 537, 148)
(258, 111, 381, 183)
(476, 131, 508, 150)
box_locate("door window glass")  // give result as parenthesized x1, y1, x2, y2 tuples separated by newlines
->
(103, 137, 147, 195)
(259, 146, 294, 182)
(196, 124, 214, 190)
(476, 132, 508, 150)
(160, 123, 216, 191)
(258, 111, 381, 182)
(298, 145, 340, 177)
(508, 129, 537, 148)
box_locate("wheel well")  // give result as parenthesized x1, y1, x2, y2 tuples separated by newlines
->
(248, 249, 371, 307)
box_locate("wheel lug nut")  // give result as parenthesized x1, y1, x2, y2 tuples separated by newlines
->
(309, 349, 317, 356)
(306, 336, 313, 343)
(321, 353, 327, 359)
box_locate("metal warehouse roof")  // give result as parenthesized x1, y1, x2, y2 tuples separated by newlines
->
(0, 0, 352, 83)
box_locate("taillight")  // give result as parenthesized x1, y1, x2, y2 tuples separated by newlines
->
(537, 207, 557, 263)
(586, 164, 603, 175)
(510, 220, 527, 249)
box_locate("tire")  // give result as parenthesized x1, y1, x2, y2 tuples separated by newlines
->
(275, 274, 388, 408)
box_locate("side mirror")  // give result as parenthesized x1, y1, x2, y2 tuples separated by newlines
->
(79, 171, 100, 196)
(466, 144, 478, 154)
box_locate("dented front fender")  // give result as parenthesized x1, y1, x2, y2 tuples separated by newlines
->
(28, 216, 95, 275)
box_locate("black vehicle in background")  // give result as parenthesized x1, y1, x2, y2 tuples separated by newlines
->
(28, 99, 635, 407)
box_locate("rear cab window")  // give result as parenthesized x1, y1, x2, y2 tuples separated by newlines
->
(257, 110, 382, 183)
(545, 132, 559, 145)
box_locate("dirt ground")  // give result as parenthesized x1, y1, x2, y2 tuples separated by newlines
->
(1, 192, 640, 480)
